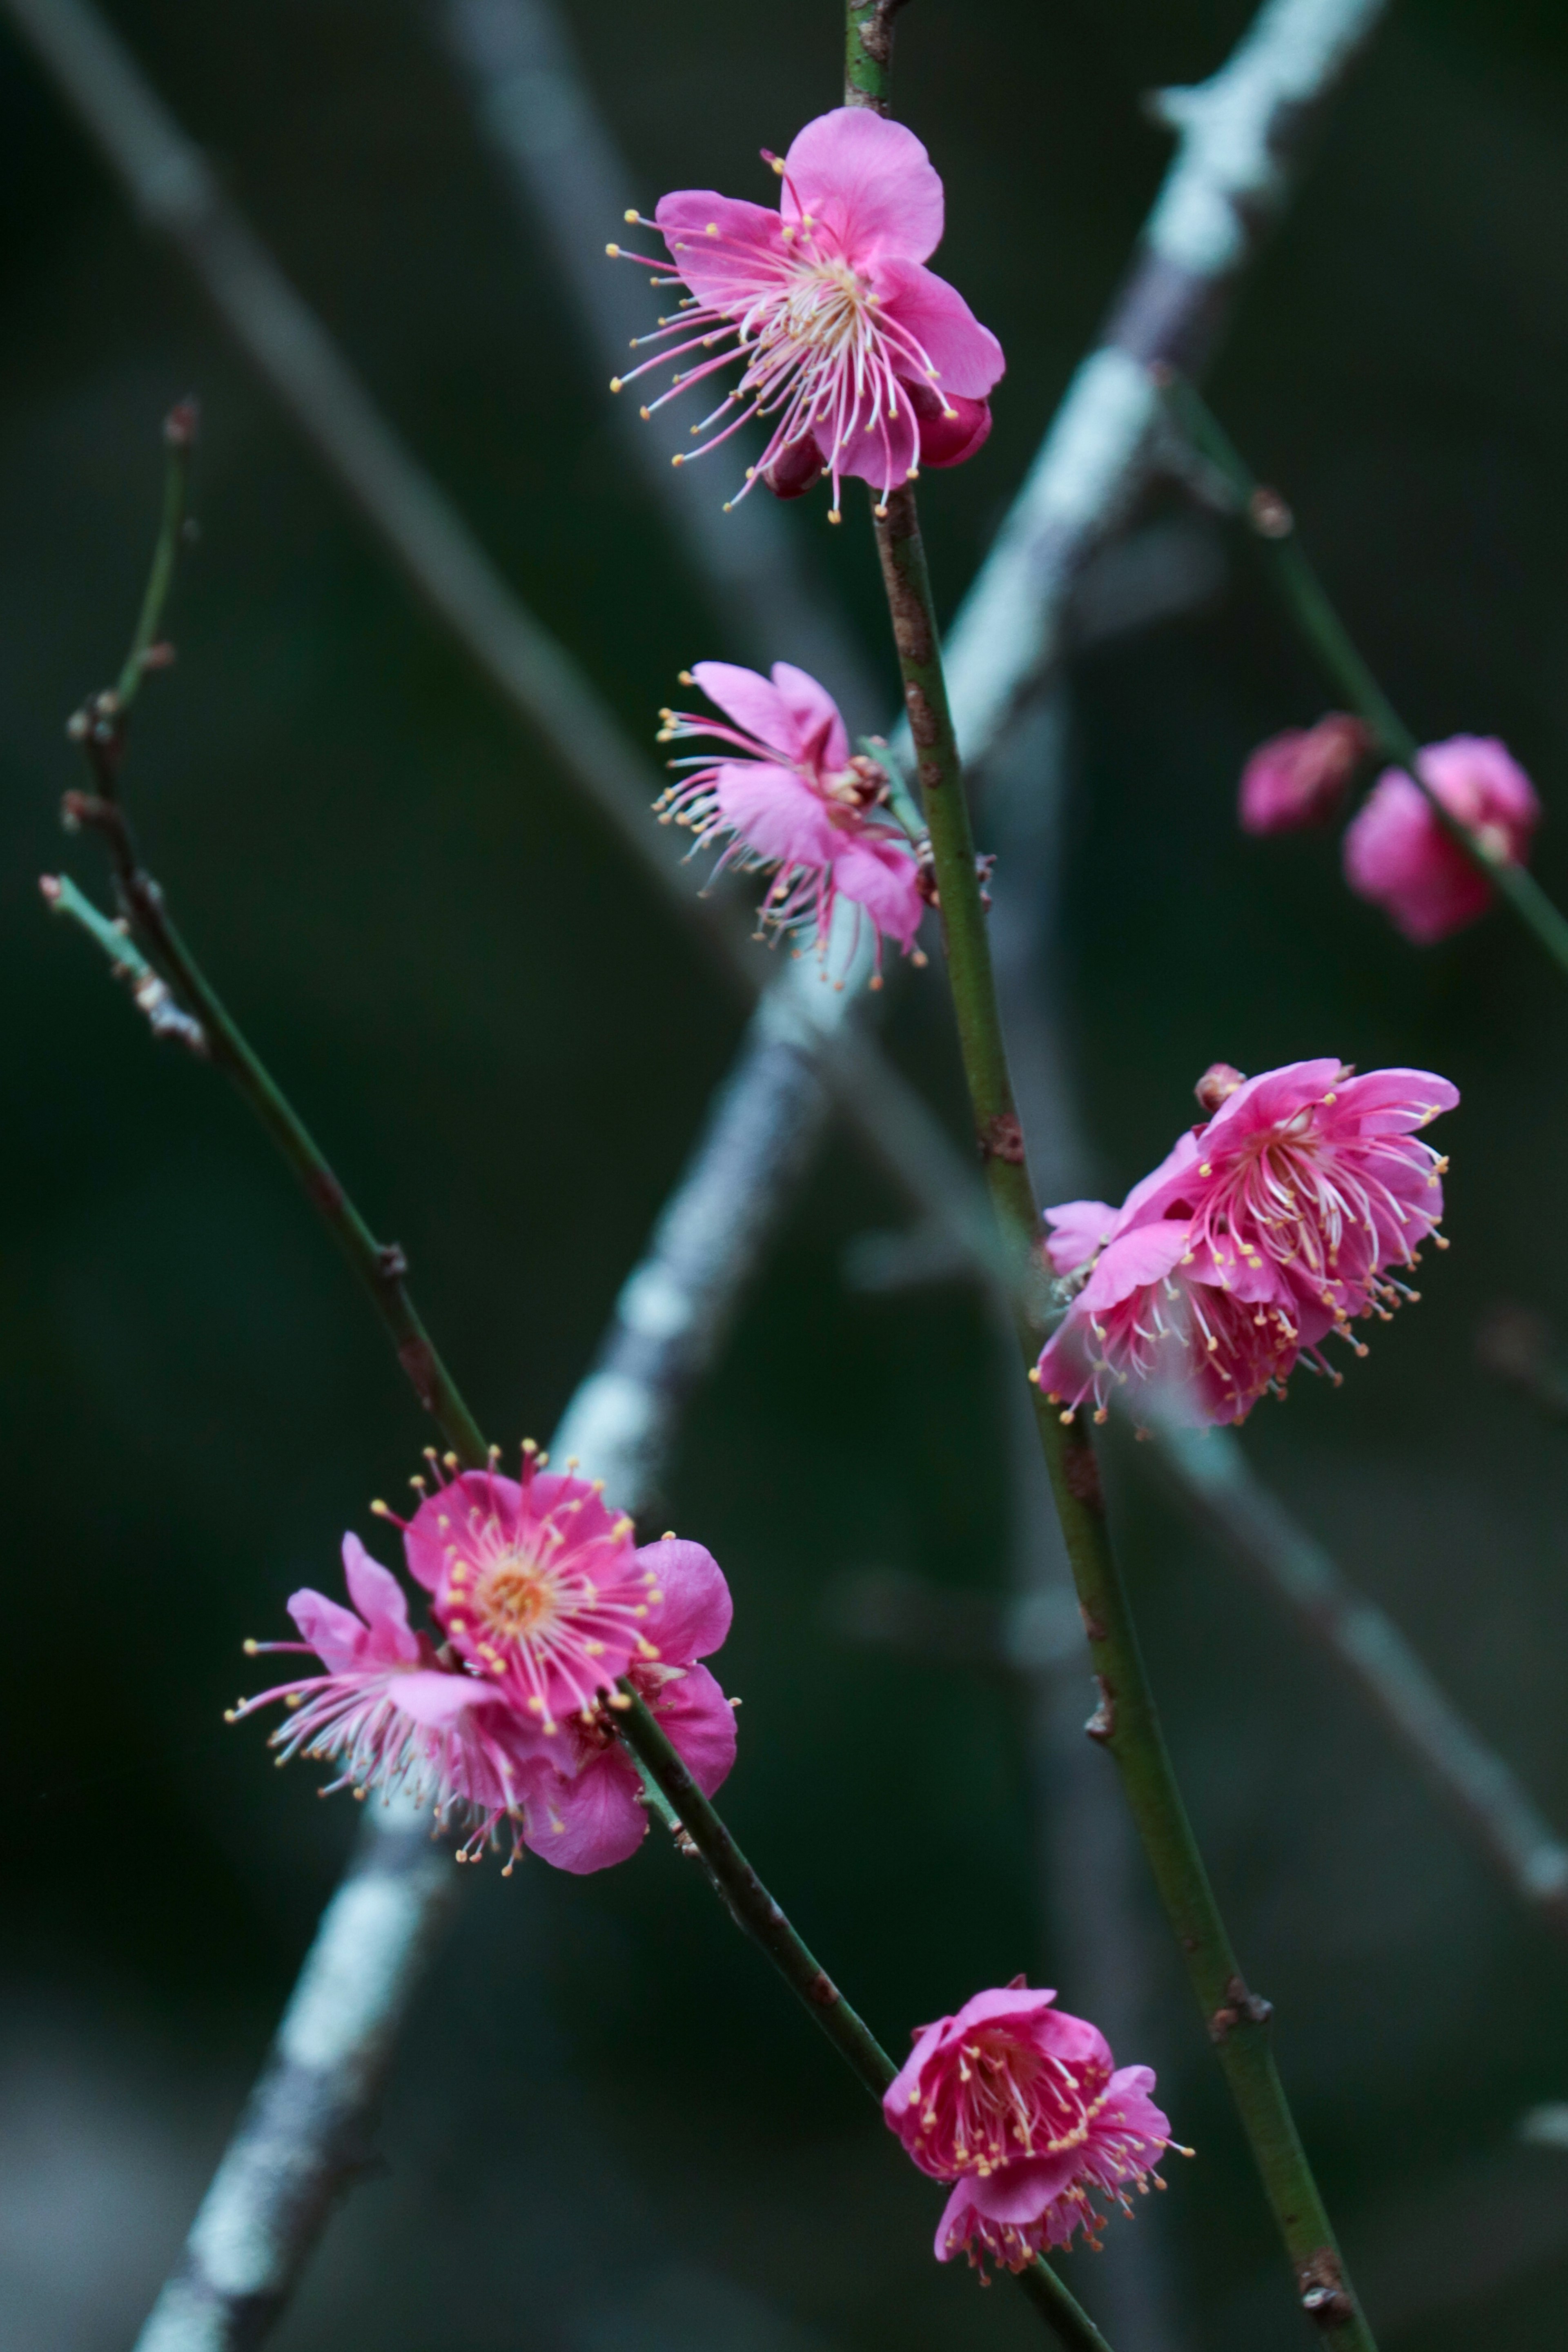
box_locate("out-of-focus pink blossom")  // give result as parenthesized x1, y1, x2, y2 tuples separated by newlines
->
(883, 1979, 1177, 2271)
(1343, 735, 1540, 942)
(1036, 1059, 1457, 1425)
(228, 1534, 544, 1866)
(394, 1453, 661, 1734)
(611, 108, 1003, 513)
(656, 659, 924, 977)
(1238, 713, 1370, 835)
(510, 1536, 739, 1875)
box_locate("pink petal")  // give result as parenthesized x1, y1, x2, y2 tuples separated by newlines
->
(391, 1668, 506, 1728)
(524, 1748, 648, 1875)
(653, 192, 789, 308)
(1042, 1199, 1120, 1278)
(870, 256, 1004, 396)
(914, 392, 991, 470)
(769, 662, 850, 772)
(689, 660, 800, 759)
(637, 1538, 732, 1662)
(287, 1586, 370, 1673)
(1118, 1127, 1203, 1224)
(827, 387, 921, 494)
(781, 109, 944, 264)
(962, 2147, 1084, 2224)
(340, 1533, 422, 1664)
(648, 1662, 737, 1797)
(830, 836, 924, 949)
(714, 760, 839, 868)
(1202, 1058, 1343, 1144)
(1080, 1220, 1191, 1313)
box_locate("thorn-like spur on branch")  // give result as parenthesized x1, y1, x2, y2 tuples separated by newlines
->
(1162, 375, 1568, 982)
(40, 872, 207, 1052)
(47, 425, 488, 1472)
(615, 1687, 1114, 2352)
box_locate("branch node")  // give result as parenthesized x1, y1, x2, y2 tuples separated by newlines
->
(1085, 1676, 1115, 1742)
(1208, 1972, 1274, 2042)
(1297, 2247, 1354, 2328)
(376, 1241, 410, 1284)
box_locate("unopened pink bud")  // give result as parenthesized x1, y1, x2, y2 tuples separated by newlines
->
(1239, 713, 1370, 835)
(163, 398, 200, 449)
(1194, 1061, 1246, 1113)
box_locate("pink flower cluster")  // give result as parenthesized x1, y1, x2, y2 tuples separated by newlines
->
(1239, 720, 1541, 944)
(230, 1448, 736, 1875)
(655, 658, 924, 978)
(884, 1980, 1178, 2271)
(612, 107, 1004, 514)
(1035, 1058, 1458, 1427)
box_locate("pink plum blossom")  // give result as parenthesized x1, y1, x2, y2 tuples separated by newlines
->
(1238, 713, 1370, 834)
(1036, 1059, 1457, 1426)
(397, 1448, 667, 1734)
(235, 1459, 740, 1875)
(1343, 735, 1540, 942)
(655, 659, 924, 978)
(883, 1979, 1178, 2271)
(228, 1533, 545, 1866)
(611, 107, 1004, 514)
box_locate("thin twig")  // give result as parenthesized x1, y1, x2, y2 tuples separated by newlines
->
(1167, 378, 1568, 978)
(617, 1688, 1113, 2351)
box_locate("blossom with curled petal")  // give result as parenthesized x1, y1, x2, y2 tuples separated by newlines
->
(1343, 735, 1539, 942)
(1035, 1059, 1457, 1425)
(883, 1979, 1179, 2272)
(610, 107, 1003, 514)
(227, 1532, 544, 1866)
(656, 658, 924, 978)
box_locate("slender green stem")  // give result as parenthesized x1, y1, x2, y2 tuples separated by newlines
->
(866, 484, 1376, 2352)
(1169, 378, 1568, 979)
(844, 0, 908, 111)
(617, 1687, 1111, 2352)
(53, 423, 489, 1470)
(114, 401, 196, 717)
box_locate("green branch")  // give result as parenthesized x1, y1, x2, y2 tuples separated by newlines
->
(1169, 377, 1568, 979)
(616, 1687, 1112, 2352)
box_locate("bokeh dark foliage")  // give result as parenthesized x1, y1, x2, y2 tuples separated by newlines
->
(4, 2, 1568, 2346)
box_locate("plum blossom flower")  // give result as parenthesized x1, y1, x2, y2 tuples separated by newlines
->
(1035, 1059, 1457, 1426)
(397, 1448, 667, 1734)
(610, 107, 1004, 514)
(227, 1532, 544, 1866)
(234, 1453, 740, 1875)
(655, 659, 924, 977)
(1343, 735, 1540, 942)
(883, 1979, 1178, 2271)
(1238, 713, 1370, 835)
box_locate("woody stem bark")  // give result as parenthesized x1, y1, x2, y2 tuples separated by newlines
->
(615, 1687, 1112, 2352)
(868, 472, 1378, 2352)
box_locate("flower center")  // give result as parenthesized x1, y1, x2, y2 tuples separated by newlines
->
(473, 1552, 557, 1637)
(776, 256, 872, 359)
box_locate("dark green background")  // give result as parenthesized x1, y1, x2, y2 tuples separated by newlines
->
(4, 2, 1568, 2345)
